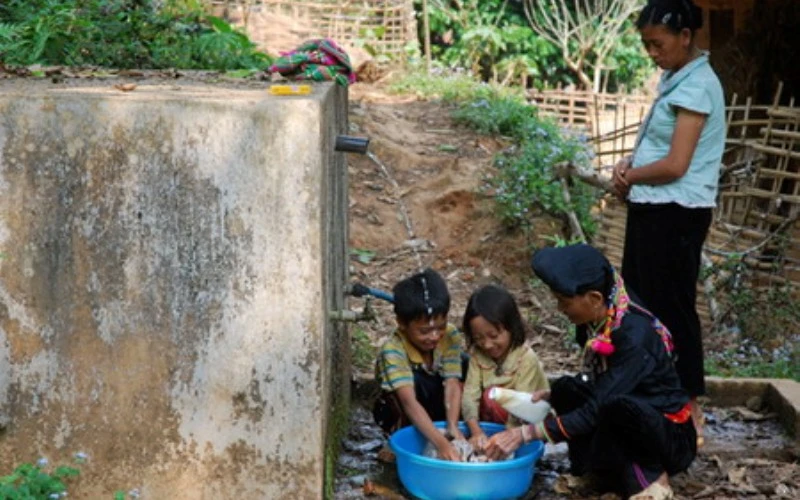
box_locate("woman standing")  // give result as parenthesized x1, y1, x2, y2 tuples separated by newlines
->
(613, 0, 725, 446)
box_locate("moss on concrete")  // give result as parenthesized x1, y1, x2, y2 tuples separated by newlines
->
(323, 378, 351, 499)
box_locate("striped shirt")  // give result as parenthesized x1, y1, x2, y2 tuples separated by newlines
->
(376, 325, 464, 391)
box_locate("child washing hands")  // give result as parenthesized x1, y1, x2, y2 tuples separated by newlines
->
(460, 285, 549, 451)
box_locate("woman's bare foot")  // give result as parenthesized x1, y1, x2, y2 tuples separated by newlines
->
(630, 473, 673, 499)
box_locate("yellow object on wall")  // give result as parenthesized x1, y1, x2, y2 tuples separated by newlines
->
(269, 85, 312, 96)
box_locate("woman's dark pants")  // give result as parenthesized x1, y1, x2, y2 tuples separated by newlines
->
(622, 202, 712, 397)
(550, 375, 696, 496)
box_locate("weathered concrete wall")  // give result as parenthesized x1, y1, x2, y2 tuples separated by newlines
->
(0, 81, 349, 498)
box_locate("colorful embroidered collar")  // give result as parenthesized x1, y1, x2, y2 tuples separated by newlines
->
(585, 270, 674, 357)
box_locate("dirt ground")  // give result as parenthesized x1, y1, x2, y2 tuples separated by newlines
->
(341, 82, 800, 499)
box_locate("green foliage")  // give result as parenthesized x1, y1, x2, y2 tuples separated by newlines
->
(451, 93, 533, 137)
(705, 256, 800, 343)
(705, 343, 799, 381)
(417, 0, 651, 91)
(726, 283, 800, 344)
(421, 0, 567, 88)
(452, 94, 599, 235)
(702, 254, 800, 381)
(350, 327, 376, 375)
(191, 15, 270, 70)
(350, 248, 376, 265)
(353, 26, 392, 63)
(603, 24, 655, 92)
(389, 70, 522, 102)
(0, 461, 79, 500)
(0, 0, 271, 70)
(542, 234, 585, 248)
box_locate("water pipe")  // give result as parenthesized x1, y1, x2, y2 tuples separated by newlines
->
(335, 135, 370, 154)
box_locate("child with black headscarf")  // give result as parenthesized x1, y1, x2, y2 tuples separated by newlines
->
(484, 244, 695, 499)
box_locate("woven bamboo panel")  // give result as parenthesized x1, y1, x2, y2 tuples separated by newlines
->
(212, 0, 416, 58)
(527, 89, 651, 168)
(712, 101, 800, 288)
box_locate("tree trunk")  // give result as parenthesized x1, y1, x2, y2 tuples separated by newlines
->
(564, 53, 593, 90)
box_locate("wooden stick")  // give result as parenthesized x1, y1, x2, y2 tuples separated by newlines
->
(700, 252, 720, 323)
(705, 214, 800, 259)
(560, 178, 587, 243)
(594, 147, 636, 157)
(553, 161, 615, 193)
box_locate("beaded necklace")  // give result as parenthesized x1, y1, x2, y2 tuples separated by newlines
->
(583, 271, 674, 370)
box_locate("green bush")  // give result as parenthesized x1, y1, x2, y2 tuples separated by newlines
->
(389, 70, 522, 102)
(705, 344, 799, 381)
(0, 0, 271, 70)
(0, 461, 79, 500)
(452, 94, 599, 235)
(350, 327, 376, 375)
(420, 0, 568, 88)
(702, 254, 800, 381)
(418, 0, 651, 91)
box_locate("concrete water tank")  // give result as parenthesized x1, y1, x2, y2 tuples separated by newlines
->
(0, 79, 350, 498)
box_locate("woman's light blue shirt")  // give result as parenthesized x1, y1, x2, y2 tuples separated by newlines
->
(629, 53, 725, 208)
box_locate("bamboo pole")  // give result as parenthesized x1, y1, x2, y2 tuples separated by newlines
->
(422, 0, 431, 74)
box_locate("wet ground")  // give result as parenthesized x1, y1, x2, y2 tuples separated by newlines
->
(334, 401, 799, 499)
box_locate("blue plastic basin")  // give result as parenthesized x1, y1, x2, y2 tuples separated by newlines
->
(389, 422, 544, 500)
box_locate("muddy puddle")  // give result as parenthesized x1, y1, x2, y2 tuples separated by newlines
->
(334, 402, 798, 499)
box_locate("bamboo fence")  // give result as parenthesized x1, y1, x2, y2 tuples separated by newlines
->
(710, 84, 800, 289)
(526, 89, 652, 168)
(210, 0, 416, 58)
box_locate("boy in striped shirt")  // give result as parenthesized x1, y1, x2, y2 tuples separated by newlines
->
(372, 268, 467, 461)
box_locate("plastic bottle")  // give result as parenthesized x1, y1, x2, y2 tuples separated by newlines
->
(488, 387, 551, 424)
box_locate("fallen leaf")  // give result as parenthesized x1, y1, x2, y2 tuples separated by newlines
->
(362, 479, 375, 495)
(693, 484, 721, 498)
(731, 406, 776, 421)
(553, 473, 586, 494)
(553, 475, 572, 495)
(376, 446, 395, 463)
(736, 458, 776, 467)
(114, 83, 137, 92)
(362, 479, 406, 499)
(727, 466, 748, 486)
